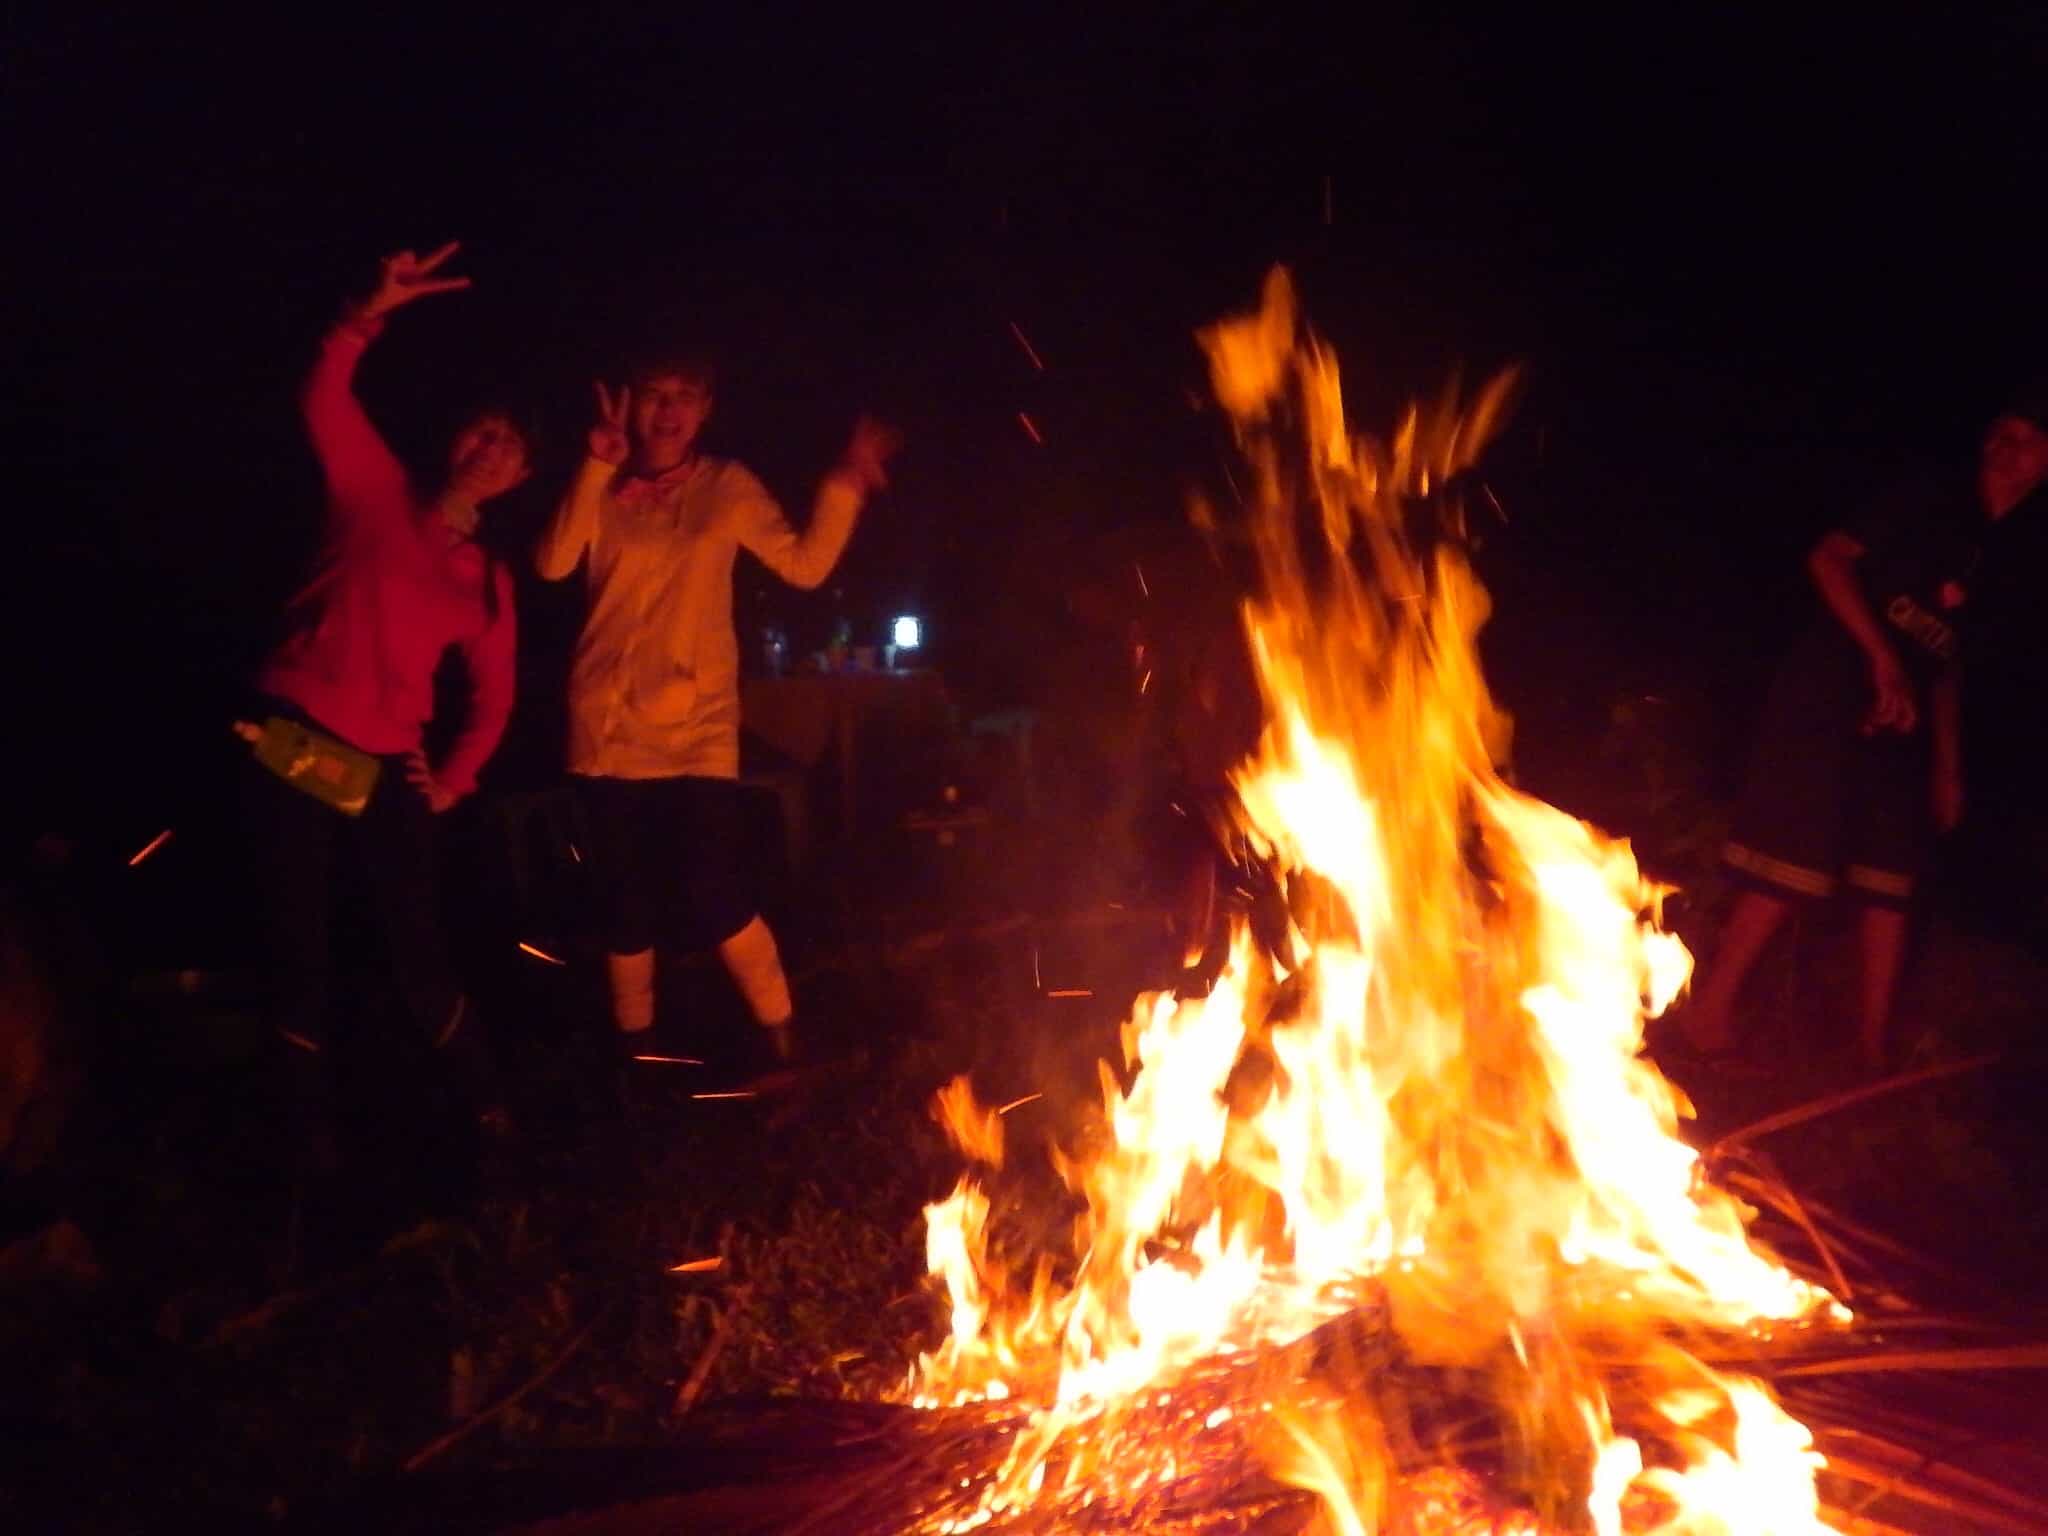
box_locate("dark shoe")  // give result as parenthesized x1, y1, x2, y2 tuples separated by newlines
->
(613, 1025, 709, 1166)
(613, 1022, 710, 1125)
(727, 1019, 800, 1098)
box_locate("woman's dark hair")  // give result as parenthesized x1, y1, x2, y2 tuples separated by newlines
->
(448, 402, 542, 464)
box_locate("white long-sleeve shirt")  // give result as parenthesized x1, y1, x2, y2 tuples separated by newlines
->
(535, 454, 862, 779)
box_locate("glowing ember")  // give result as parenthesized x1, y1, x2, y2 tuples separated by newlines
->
(127, 828, 174, 867)
(904, 269, 1848, 1532)
(1007, 319, 1047, 372)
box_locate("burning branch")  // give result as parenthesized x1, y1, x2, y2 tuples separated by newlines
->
(884, 268, 1996, 1532)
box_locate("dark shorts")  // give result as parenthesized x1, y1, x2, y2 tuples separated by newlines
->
(574, 774, 755, 954)
(240, 696, 463, 1049)
(1723, 652, 1932, 910)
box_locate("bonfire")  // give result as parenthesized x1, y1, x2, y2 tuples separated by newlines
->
(803, 271, 2045, 1535)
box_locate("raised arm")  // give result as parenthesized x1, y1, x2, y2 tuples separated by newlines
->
(301, 319, 407, 516)
(303, 244, 473, 524)
(736, 416, 900, 589)
(535, 381, 630, 580)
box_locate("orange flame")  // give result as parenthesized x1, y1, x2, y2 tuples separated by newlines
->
(908, 269, 1847, 1532)
(933, 1074, 1005, 1169)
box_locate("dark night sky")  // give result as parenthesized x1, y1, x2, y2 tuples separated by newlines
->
(5, 7, 2046, 836)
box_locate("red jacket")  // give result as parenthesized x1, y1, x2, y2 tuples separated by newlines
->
(257, 322, 515, 796)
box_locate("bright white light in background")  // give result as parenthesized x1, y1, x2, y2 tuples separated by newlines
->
(893, 615, 923, 650)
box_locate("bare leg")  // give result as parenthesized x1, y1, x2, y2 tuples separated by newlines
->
(718, 914, 796, 1060)
(1856, 904, 1909, 1074)
(1684, 889, 1795, 1052)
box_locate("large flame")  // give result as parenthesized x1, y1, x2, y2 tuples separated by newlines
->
(912, 269, 1847, 1532)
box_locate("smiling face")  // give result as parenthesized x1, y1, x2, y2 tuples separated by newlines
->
(1979, 413, 2048, 519)
(445, 412, 532, 504)
(631, 373, 714, 471)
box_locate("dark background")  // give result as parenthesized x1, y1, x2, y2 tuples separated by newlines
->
(5, 6, 2045, 853)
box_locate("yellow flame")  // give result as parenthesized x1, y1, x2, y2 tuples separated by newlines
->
(911, 269, 1845, 1531)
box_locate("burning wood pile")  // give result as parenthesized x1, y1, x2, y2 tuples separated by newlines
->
(800, 272, 2048, 1535)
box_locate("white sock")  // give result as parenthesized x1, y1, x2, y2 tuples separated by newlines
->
(606, 948, 657, 1035)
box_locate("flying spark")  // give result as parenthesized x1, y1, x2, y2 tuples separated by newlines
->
(1007, 320, 1046, 371)
(128, 829, 173, 867)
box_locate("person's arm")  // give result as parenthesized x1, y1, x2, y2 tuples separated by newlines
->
(735, 417, 899, 589)
(301, 317, 409, 520)
(536, 458, 613, 579)
(735, 471, 862, 590)
(1807, 529, 1917, 732)
(431, 562, 519, 804)
(1931, 666, 1964, 831)
(304, 244, 474, 527)
(535, 381, 630, 580)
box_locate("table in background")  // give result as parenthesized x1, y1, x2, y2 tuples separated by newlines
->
(741, 669, 953, 845)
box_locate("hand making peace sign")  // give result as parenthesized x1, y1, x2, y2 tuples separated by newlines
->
(588, 380, 632, 466)
(355, 242, 472, 323)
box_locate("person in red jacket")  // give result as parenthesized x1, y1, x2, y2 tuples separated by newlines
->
(243, 243, 525, 1171)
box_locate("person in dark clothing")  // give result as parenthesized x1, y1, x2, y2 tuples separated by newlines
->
(1944, 407, 2048, 949)
(1685, 401, 2048, 1073)
(242, 244, 528, 1171)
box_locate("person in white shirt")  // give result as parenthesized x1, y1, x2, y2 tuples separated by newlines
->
(535, 355, 895, 1069)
